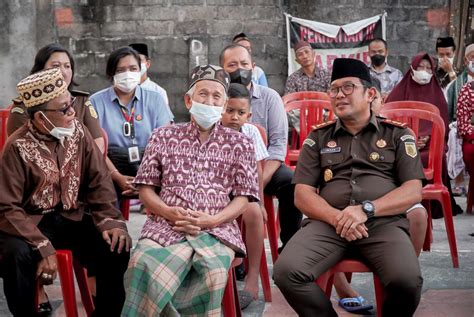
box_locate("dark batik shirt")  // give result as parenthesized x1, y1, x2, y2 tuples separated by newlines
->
(0, 120, 126, 258)
(134, 121, 259, 255)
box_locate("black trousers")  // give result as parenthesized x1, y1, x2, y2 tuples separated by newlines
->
(0, 212, 130, 317)
(274, 216, 423, 317)
(264, 163, 302, 248)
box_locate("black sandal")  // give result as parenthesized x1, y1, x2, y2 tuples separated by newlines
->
(38, 300, 52, 315)
(37, 291, 53, 316)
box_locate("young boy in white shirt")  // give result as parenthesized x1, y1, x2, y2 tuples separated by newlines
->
(221, 83, 269, 309)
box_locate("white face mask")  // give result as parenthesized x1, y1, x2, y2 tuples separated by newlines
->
(468, 61, 474, 74)
(113, 71, 141, 93)
(439, 56, 455, 65)
(140, 63, 147, 76)
(189, 100, 223, 129)
(411, 68, 433, 85)
(40, 112, 75, 142)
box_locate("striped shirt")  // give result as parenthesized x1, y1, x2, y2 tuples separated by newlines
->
(241, 123, 269, 161)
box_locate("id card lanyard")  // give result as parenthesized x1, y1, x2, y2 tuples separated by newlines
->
(120, 100, 137, 145)
(120, 99, 141, 163)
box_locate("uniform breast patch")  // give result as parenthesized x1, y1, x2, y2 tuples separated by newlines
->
(320, 147, 341, 154)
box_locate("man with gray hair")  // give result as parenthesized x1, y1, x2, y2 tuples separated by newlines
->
(123, 65, 259, 316)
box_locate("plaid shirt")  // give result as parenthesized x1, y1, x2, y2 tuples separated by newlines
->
(369, 63, 404, 94)
(133, 122, 259, 254)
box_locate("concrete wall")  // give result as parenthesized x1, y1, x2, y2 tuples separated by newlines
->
(0, 0, 450, 121)
(288, 0, 451, 73)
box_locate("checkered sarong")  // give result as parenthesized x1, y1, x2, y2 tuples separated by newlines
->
(122, 233, 234, 317)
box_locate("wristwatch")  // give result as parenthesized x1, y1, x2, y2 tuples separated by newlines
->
(361, 200, 375, 219)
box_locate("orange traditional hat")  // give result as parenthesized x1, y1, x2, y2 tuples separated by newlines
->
(16, 68, 67, 108)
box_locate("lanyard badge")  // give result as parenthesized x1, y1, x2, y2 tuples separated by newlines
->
(123, 121, 131, 137)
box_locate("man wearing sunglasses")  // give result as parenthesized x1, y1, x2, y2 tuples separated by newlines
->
(0, 68, 131, 316)
(274, 58, 425, 317)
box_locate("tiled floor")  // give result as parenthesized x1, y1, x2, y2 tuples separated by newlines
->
(0, 197, 473, 316)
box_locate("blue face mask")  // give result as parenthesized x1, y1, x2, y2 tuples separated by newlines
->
(189, 100, 223, 129)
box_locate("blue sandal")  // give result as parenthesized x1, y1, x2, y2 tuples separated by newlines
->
(339, 296, 373, 312)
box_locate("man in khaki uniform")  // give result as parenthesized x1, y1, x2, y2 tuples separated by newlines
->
(274, 58, 425, 317)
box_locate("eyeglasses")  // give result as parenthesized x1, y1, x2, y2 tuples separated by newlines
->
(43, 97, 76, 115)
(328, 83, 363, 98)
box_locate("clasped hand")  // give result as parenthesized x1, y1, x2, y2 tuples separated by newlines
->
(335, 205, 369, 241)
(163, 206, 215, 235)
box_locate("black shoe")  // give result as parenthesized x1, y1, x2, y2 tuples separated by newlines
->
(235, 262, 246, 281)
(453, 203, 463, 216)
(38, 301, 52, 316)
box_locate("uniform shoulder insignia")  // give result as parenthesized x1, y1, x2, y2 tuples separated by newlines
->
(88, 103, 98, 119)
(381, 118, 407, 128)
(311, 120, 336, 131)
(10, 106, 25, 114)
(71, 89, 90, 96)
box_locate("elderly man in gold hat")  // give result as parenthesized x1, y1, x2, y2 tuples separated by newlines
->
(122, 64, 259, 316)
(0, 68, 131, 316)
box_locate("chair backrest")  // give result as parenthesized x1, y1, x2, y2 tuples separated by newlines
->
(282, 91, 330, 105)
(0, 109, 10, 152)
(284, 100, 334, 146)
(381, 108, 445, 184)
(382, 101, 440, 115)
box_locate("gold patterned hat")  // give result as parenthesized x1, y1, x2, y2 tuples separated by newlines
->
(16, 68, 67, 108)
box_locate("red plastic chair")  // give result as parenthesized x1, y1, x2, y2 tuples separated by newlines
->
(35, 250, 94, 317)
(0, 108, 9, 152)
(284, 100, 334, 166)
(381, 108, 459, 268)
(251, 123, 280, 263)
(382, 101, 440, 181)
(282, 91, 330, 104)
(283, 92, 330, 151)
(466, 178, 473, 214)
(382, 100, 440, 115)
(222, 258, 243, 317)
(316, 259, 384, 317)
(239, 216, 272, 303)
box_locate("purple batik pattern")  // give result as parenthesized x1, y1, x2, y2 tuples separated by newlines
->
(134, 122, 259, 254)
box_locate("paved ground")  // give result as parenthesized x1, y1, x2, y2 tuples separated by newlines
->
(0, 197, 473, 316)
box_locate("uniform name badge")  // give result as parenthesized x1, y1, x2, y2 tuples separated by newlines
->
(128, 146, 140, 163)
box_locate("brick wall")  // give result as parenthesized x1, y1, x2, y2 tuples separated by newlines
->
(0, 0, 450, 121)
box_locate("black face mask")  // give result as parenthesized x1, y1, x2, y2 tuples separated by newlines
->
(229, 68, 253, 86)
(370, 54, 386, 67)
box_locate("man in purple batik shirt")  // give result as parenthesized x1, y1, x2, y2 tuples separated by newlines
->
(122, 64, 259, 316)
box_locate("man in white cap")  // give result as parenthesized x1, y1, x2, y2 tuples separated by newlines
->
(0, 68, 131, 316)
(122, 64, 259, 316)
